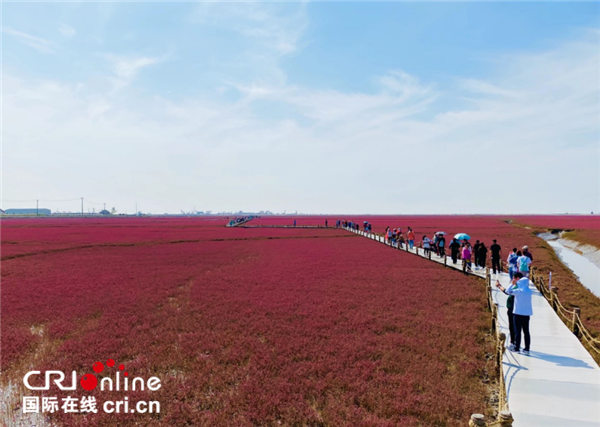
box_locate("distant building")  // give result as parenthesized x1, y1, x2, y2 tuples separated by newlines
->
(5, 208, 51, 215)
(99, 209, 111, 215)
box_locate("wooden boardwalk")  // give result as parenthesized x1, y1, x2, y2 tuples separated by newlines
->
(344, 227, 600, 427)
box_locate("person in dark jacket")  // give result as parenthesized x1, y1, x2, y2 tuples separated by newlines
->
(478, 242, 488, 269)
(449, 238, 460, 264)
(473, 240, 481, 267)
(522, 246, 533, 261)
(502, 278, 518, 348)
(491, 240, 502, 274)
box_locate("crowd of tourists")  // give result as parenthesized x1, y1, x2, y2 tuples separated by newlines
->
(335, 219, 537, 355)
(227, 215, 257, 227)
(335, 220, 367, 231)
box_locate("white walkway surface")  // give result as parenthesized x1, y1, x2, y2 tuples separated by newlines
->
(346, 228, 600, 427)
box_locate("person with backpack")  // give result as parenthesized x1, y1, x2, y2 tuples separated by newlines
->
(507, 248, 519, 280)
(438, 234, 446, 257)
(496, 272, 533, 354)
(423, 235, 431, 256)
(490, 239, 502, 275)
(517, 251, 532, 277)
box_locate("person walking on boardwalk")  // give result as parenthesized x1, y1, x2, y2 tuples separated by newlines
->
(438, 234, 446, 257)
(499, 276, 519, 348)
(407, 227, 415, 250)
(522, 245, 533, 261)
(325, 219, 328, 228)
(478, 242, 488, 270)
(423, 235, 431, 256)
(517, 251, 532, 277)
(449, 238, 460, 264)
(507, 248, 519, 280)
(490, 239, 502, 274)
(294, 219, 297, 227)
(473, 240, 481, 267)
(496, 272, 532, 354)
(461, 243, 472, 274)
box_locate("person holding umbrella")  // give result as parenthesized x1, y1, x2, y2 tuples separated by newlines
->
(436, 232, 446, 257)
(454, 233, 471, 242)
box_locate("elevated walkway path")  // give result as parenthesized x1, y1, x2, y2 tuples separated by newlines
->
(344, 227, 600, 427)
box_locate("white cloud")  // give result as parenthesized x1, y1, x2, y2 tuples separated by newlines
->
(105, 55, 160, 80)
(103, 54, 162, 91)
(3, 27, 56, 54)
(193, 2, 308, 56)
(3, 31, 599, 214)
(59, 23, 76, 38)
(459, 78, 519, 98)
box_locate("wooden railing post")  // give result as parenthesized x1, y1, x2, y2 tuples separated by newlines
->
(497, 332, 506, 367)
(498, 410, 514, 426)
(573, 307, 581, 337)
(469, 414, 487, 427)
(550, 287, 558, 312)
(491, 303, 498, 334)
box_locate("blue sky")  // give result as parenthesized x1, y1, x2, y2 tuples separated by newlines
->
(3, 2, 599, 214)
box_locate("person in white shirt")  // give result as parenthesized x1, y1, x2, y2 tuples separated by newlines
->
(496, 272, 533, 354)
(422, 236, 431, 256)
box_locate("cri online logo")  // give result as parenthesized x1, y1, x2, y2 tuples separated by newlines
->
(23, 359, 161, 392)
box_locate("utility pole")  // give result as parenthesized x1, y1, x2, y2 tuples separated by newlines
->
(103, 203, 106, 211)
(81, 198, 84, 215)
(36, 199, 39, 215)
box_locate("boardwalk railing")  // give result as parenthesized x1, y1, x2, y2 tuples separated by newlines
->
(530, 268, 600, 358)
(342, 227, 512, 426)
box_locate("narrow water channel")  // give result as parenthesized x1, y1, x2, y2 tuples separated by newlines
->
(539, 233, 600, 298)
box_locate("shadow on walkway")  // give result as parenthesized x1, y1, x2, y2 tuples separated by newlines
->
(522, 350, 595, 369)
